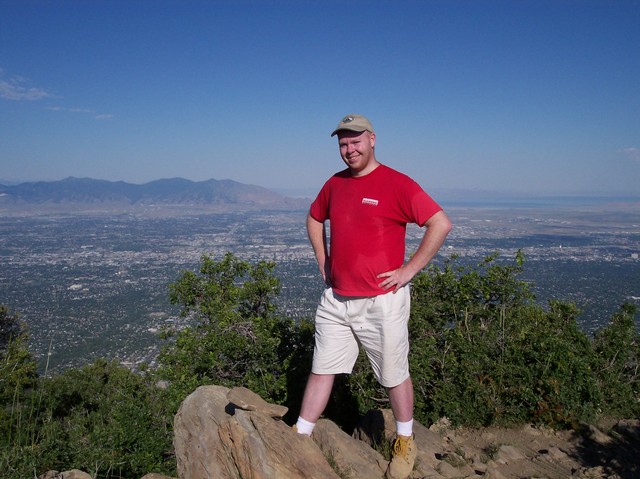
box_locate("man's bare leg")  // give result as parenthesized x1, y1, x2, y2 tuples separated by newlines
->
(387, 376, 414, 423)
(296, 373, 335, 435)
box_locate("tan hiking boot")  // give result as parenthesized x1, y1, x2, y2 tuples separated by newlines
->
(385, 434, 416, 479)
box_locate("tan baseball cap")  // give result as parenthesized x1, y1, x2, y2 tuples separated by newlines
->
(330, 114, 374, 137)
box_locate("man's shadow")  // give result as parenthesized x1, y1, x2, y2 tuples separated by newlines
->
(571, 421, 640, 479)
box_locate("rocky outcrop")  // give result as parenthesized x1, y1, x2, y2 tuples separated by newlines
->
(173, 385, 341, 479)
(172, 385, 639, 479)
(39, 385, 640, 479)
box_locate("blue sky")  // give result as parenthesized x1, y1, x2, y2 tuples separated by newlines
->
(1, 0, 639, 197)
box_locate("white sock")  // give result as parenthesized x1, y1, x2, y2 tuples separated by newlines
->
(295, 417, 316, 436)
(396, 419, 413, 437)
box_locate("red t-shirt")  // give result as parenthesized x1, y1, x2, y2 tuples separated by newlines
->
(309, 164, 442, 297)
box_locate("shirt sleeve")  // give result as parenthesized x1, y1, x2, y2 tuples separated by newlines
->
(309, 180, 331, 222)
(403, 178, 442, 226)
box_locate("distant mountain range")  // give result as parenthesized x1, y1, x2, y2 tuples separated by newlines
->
(0, 177, 310, 215)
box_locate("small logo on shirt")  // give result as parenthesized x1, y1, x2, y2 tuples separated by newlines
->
(362, 197, 379, 206)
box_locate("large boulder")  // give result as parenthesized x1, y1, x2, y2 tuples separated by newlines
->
(173, 385, 339, 479)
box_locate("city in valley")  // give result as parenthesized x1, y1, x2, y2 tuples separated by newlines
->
(1, 201, 638, 373)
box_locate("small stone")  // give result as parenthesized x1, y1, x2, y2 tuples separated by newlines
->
(59, 471, 93, 479)
(495, 444, 526, 463)
(546, 446, 569, 460)
(437, 459, 462, 478)
(226, 386, 288, 418)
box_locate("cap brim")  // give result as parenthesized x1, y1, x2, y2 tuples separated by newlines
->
(330, 127, 368, 137)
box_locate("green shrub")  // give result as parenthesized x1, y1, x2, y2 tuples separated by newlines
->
(0, 306, 38, 448)
(409, 254, 606, 427)
(593, 303, 640, 418)
(1, 358, 175, 479)
(157, 253, 312, 413)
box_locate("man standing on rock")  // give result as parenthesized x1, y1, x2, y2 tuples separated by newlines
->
(294, 114, 452, 479)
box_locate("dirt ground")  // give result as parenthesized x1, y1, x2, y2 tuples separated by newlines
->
(444, 418, 640, 479)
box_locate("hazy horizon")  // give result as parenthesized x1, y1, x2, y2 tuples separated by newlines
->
(2, 175, 639, 206)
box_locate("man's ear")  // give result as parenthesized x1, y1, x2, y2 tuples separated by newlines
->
(369, 132, 376, 148)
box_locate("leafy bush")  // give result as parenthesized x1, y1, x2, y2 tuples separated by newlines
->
(0, 358, 175, 479)
(157, 253, 313, 412)
(593, 303, 640, 418)
(0, 306, 37, 445)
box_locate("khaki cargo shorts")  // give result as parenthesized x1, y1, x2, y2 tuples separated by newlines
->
(311, 286, 410, 388)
